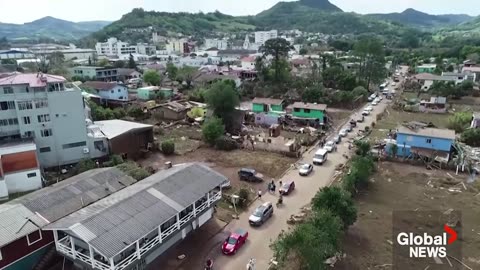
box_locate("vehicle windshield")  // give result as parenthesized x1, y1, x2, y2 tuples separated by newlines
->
(227, 236, 237, 245)
(282, 183, 289, 189)
(326, 141, 334, 147)
(300, 164, 310, 170)
(314, 154, 325, 159)
(253, 207, 265, 217)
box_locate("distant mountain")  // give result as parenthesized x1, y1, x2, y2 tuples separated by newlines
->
(0, 16, 111, 40)
(299, 0, 342, 12)
(367, 8, 474, 28)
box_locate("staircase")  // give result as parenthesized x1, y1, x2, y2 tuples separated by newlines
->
(33, 246, 57, 270)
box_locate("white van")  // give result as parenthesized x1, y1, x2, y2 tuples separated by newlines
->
(313, 148, 328, 165)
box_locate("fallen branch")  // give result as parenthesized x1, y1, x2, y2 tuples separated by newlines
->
(447, 255, 472, 270)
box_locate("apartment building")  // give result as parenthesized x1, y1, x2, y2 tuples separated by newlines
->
(254, 30, 278, 45)
(0, 73, 108, 168)
(166, 39, 187, 54)
(204, 38, 228, 50)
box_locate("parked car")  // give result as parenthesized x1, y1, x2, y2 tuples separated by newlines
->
(362, 110, 370, 116)
(365, 106, 373, 112)
(339, 129, 348, 137)
(333, 135, 341, 144)
(356, 115, 365, 122)
(345, 125, 352, 132)
(372, 100, 379, 106)
(249, 202, 273, 226)
(238, 168, 264, 182)
(313, 148, 328, 165)
(349, 119, 357, 127)
(222, 228, 248, 255)
(298, 163, 313, 176)
(279, 181, 296, 195)
(324, 141, 336, 152)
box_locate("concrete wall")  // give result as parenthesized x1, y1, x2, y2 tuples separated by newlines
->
(4, 168, 42, 193)
(292, 108, 324, 120)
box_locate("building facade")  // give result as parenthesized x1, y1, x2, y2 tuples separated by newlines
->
(81, 81, 129, 102)
(0, 73, 107, 168)
(46, 163, 227, 270)
(204, 39, 228, 50)
(166, 39, 187, 54)
(254, 30, 278, 45)
(287, 102, 327, 123)
(394, 126, 455, 160)
(95, 38, 138, 56)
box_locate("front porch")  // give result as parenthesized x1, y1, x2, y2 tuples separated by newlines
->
(53, 191, 222, 270)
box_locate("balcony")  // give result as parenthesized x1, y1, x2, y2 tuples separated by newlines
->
(54, 191, 222, 270)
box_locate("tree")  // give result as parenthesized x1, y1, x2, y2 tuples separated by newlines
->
(447, 111, 472, 133)
(354, 140, 371, 157)
(352, 86, 368, 98)
(299, 48, 308, 55)
(461, 129, 480, 147)
(343, 156, 375, 194)
(98, 58, 110, 67)
(113, 108, 126, 119)
(166, 63, 178, 80)
(204, 80, 239, 124)
(271, 210, 342, 270)
(302, 86, 324, 103)
(161, 140, 175, 155)
(127, 106, 145, 119)
(128, 54, 136, 69)
(353, 37, 386, 90)
(202, 117, 225, 145)
(260, 38, 292, 83)
(177, 66, 197, 88)
(114, 60, 126, 68)
(312, 187, 357, 228)
(143, 70, 162, 86)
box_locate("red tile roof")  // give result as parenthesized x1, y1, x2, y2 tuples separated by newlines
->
(0, 73, 65, 87)
(241, 56, 257, 63)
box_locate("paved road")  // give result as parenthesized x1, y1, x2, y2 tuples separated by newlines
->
(213, 100, 391, 270)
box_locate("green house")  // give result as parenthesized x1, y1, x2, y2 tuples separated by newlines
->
(252, 98, 285, 114)
(137, 87, 173, 100)
(287, 102, 327, 123)
(415, 64, 437, 74)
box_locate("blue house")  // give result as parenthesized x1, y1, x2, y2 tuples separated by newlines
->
(394, 126, 456, 161)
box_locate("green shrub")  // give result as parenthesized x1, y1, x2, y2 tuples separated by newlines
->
(75, 159, 96, 173)
(113, 108, 127, 119)
(161, 140, 175, 155)
(312, 186, 357, 228)
(127, 106, 145, 118)
(237, 188, 250, 208)
(202, 117, 225, 145)
(117, 161, 151, 181)
(461, 128, 480, 147)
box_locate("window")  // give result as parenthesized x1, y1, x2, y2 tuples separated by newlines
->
(3, 87, 13, 94)
(18, 101, 33, 110)
(37, 114, 50, 123)
(40, 129, 52, 137)
(39, 147, 51, 153)
(111, 90, 114, 93)
(294, 108, 300, 112)
(23, 131, 34, 138)
(0, 120, 7, 126)
(23, 116, 31, 125)
(426, 138, 432, 144)
(34, 99, 48, 109)
(304, 109, 311, 113)
(0, 101, 15, 111)
(94, 141, 106, 152)
(27, 172, 37, 178)
(118, 89, 121, 92)
(8, 118, 18, 125)
(62, 141, 86, 149)
(27, 230, 42, 246)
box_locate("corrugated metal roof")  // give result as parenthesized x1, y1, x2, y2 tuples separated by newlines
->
(397, 126, 456, 140)
(0, 167, 136, 247)
(94, 120, 153, 139)
(45, 163, 227, 258)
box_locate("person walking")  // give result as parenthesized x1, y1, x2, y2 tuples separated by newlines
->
(257, 189, 262, 199)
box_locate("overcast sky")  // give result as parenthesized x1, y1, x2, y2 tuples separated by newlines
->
(1, 0, 479, 24)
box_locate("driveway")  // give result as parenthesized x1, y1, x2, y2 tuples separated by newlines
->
(211, 100, 390, 270)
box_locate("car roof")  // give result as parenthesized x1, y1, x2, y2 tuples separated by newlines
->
(240, 168, 255, 173)
(315, 148, 328, 155)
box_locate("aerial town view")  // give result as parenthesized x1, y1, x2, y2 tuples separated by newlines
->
(1, 0, 480, 269)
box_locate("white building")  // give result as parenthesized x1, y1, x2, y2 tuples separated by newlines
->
(241, 56, 256, 70)
(255, 30, 278, 45)
(95, 38, 138, 56)
(0, 140, 42, 199)
(204, 39, 228, 50)
(0, 73, 108, 168)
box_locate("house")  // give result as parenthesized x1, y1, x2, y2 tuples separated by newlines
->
(218, 49, 257, 58)
(0, 49, 35, 60)
(254, 30, 278, 45)
(81, 81, 129, 102)
(92, 120, 153, 159)
(151, 101, 190, 121)
(137, 86, 173, 101)
(69, 66, 120, 82)
(286, 102, 327, 124)
(204, 39, 228, 50)
(0, 73, 108, 168)
(419, 97, 447, 113)
(414, 73, 453, 91)
(461, 66, 480, 82)
(45, 163, 227, 270)
(471, 112, 480, 128)
(415, 64, 437, 74)
(116, 68, 142, 82)
(0, 167, 136, 270)
(192, 73, 241, 88)
(252, 98, 285, 114)
(394, 126, 455, 161)
(441, 72, 475, 83)
(241, 56, 256, 70)
(0, 140, 42, 200)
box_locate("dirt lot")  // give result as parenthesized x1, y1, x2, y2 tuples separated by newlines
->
(370, 109, 451, 140)
(334, 162, 480, 270)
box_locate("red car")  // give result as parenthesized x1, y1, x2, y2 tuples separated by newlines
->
(279, 181, 295, 195)
(222, 228, 248, 255)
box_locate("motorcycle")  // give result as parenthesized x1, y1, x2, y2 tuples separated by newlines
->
(205, 259, 213, 270)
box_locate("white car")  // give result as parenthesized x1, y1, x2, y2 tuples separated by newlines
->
(365, 106, 373, 112)
(362, 110, 370, 116)
(339, 129, 348, 137)
(324, 141, 336, 152)
(391, 82, 396, 86)
(372, 100, 379, 106)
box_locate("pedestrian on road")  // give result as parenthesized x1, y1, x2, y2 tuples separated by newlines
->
(257, 189, 262, 199)
(278, 181, 283, 194)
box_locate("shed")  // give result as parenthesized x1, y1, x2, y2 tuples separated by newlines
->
(151, 101, 190, 121)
